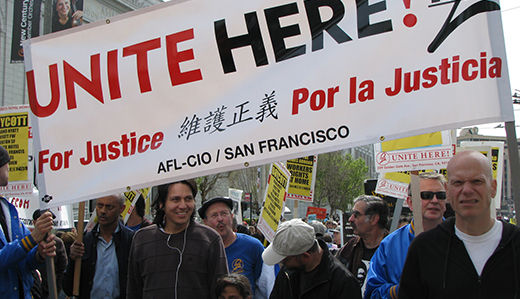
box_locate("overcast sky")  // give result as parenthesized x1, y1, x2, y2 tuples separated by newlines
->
(470, 0, 520, 136)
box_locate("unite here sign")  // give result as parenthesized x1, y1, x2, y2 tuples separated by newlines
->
(23, 0, 514, 206)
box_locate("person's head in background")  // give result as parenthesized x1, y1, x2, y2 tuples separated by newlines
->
(215, 273, 252, 299)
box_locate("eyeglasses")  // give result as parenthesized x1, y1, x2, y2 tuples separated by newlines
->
(351, 210, 365, 218)
(208, 210, 231, 220)
(420, 191, 447, 200)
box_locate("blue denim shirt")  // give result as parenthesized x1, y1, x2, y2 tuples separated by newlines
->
(91, 225, 120, 299)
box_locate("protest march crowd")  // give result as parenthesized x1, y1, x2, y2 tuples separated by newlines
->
(1, 145, 520, 299)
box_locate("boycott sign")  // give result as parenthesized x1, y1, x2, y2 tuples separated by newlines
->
(286, 155, 317, 202)
(0, 106, 31, 182)
(257, 162, 290, 242)
(23, 0, 513, 206)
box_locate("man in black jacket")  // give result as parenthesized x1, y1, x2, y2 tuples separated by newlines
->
(63, 195, 134, 299)
(399, 150, 520, 298)
(262, 218, 361, 299)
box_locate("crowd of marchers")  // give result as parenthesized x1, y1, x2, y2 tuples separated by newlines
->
(1, 145, 519, 299)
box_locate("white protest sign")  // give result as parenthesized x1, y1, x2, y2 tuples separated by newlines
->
(23, 0, 513, 206)
(375, 145, 455, 173)
(228, 188, 243, 224)
(10, 187, 74, 229)
(375, 177, 409, 200)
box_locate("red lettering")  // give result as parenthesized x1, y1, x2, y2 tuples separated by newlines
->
(123, 38, 161, 93)
(64, 54, 104, 110)
(166, 29, 203, 86)
(292, 88, 308, 114)
(462, 59, 478, 81)
(107, 49, 122, 100)
(39, 149, 49, 173)
(150, 132, 164, 150)
(27, 65, 60, 118)
(138, 135, 151, 153)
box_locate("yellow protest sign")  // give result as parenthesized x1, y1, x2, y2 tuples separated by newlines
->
(0, 112, 29, 181)
(286, 156, 317, 202)
(121, 188, 151, 224)
(381, 132, 443, 152)
(257, 162, 291, 242)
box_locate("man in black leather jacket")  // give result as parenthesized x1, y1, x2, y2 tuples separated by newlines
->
(263, 218, 361, 299)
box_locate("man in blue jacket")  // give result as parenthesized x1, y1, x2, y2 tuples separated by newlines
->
(364, 172, 447, 298)
(0, 145, 56, 298)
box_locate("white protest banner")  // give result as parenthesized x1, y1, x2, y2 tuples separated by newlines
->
(23, 0, 514, 206)
(10, 187, 74, 229)
(286, 155, 317, 202)
(257, 162, 290, 242)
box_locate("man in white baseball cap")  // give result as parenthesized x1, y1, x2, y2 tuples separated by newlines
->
(262, 218, 361, 298)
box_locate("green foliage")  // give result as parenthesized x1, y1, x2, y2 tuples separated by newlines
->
(315, 151, 368, 215)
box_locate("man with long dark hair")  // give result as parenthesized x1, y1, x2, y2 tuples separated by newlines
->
(127, 179, 228, 299)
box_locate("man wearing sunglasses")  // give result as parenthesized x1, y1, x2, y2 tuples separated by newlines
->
(336, 195, 389, 293)
(364, 172, 447, 299)
(399, 151, 520, 298)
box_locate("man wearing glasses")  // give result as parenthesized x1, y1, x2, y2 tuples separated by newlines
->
(364, 172, 447, 299)
(336, 195, 389, 292)
(63, 195, 134, 299)
(199, 197, 274, 299)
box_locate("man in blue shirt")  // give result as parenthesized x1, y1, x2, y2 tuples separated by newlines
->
(199, 197, 275, 299)
(364, 172, 447, 298)
(63, 194, 134, 299)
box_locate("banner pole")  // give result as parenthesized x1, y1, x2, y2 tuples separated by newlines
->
(410, 171, 423, 235)
(504, 121, 520, 225)
(46, 256, 58, 299)
(390, 198, 404, 233)
(73, 201, 85, 297)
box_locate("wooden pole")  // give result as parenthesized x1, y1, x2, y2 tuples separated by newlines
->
(73, 201, 85, 297)
(390, 198, 404, 233)
(410, 171, 424, 235)
(45, 256, 58, 299)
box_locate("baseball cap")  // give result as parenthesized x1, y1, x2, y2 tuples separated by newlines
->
(262, 218, 316, 265)
(308, 220, 326, 237)
(198, 196, 233, 219)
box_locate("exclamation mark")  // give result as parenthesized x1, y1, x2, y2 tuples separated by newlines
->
(403, 0, 417, 27)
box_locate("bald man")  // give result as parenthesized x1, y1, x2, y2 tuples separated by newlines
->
(399, 150, 520, 298)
